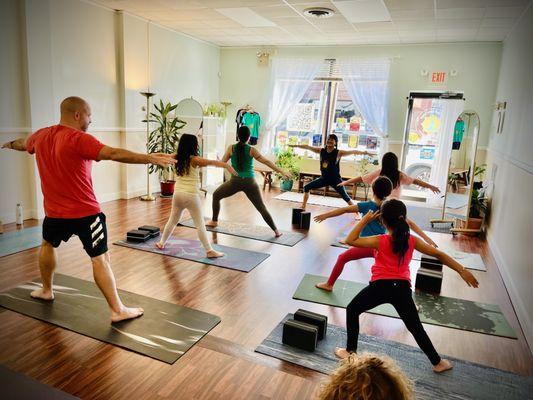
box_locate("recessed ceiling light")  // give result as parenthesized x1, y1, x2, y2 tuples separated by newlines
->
(303, 7, 335, 19)
(215, 7, 276, 27)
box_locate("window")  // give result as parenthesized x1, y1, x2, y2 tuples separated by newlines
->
(273, 60, 381, 159)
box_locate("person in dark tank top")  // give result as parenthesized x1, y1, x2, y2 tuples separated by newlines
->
(290, 134, 374, 210)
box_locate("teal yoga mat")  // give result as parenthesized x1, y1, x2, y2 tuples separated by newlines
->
(0, 226, 42, 257)
(292, 274, 516, 338)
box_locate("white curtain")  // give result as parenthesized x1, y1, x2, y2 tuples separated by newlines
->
(338, 58, 391, 157)
(427, 99, 465, 206)
(262, 57, 323, 153)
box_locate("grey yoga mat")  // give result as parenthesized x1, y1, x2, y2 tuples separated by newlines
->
(0, 274, 220, 364)
(0, 226, 42, 257)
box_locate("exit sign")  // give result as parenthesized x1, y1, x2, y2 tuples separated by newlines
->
(432, 72, 446, 83)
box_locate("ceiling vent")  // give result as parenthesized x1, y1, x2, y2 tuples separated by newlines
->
(303, 7, 335, 19)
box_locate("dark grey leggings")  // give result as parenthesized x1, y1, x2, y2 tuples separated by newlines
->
(212, 176, 277, 231)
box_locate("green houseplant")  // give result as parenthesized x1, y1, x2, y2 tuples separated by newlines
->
(275, 148, 301, 191)
(147, 100, 186, 196)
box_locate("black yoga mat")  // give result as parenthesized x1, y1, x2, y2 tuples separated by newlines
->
(0, 364, 80, 400)
(255, 314, 532, 400)
(179, 218, 305, 246)
(114, 236, 269, 272)
(0, 274, 220, 364)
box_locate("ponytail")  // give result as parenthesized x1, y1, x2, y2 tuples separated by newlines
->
(236, 126, 251, 171)
(380, 199, 411, 265)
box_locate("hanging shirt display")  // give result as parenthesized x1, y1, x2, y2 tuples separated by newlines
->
(242, 112, 261, 145)
(452, 118, 464, 150)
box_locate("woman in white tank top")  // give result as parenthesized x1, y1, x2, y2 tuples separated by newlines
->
(156, 134, 237, 258)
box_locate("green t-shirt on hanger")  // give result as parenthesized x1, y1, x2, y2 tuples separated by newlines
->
(242, 112, 261, 139)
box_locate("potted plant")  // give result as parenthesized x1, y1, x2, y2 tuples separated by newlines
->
(204, 102, 226, 118)
(468, 187, 487, 230)
(147, 100, 186, 197)
(274, 147, 301, 192)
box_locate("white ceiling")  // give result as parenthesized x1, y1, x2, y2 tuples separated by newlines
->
(91, 0, 530, 46)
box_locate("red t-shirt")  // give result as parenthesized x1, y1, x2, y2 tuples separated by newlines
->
(26, 125, 105, 219)
(371, 234, 416, 284)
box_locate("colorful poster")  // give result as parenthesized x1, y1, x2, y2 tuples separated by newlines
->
(277, 130, 288, 146)
(336, 117, 347, 131)
(287, 103, 314, 132)
(349, 117, 361, 131)
(420, 147, 435, 160)
(366, 136, 378, 150)
(358, 134, 368, 147)
(288, 135, 299, 146)
(348, 135, 358, 148)
(312, 134, 322, 147)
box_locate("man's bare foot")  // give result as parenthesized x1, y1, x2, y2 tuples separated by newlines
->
(432, 359, 453, 373)
(111, 306, 144, 323)
(316, 282, 333, 292)
(206, 249, 225, 258)
(274, 230, 283, 237)
(205, 220, 218, 227)
(155, 242, 165, 250)
(334, 347, 351, 359)
(30, 288, 54, 301)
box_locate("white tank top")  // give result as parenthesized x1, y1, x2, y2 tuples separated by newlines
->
(175, 163, 200, 194)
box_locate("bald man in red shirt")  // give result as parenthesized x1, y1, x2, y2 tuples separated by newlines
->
(2, 96, 176, 322)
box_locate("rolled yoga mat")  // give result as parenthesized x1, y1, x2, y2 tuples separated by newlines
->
(0, 274, 220, 364)
(0, 226, 42, 258)
(255, 314, 532, 400)
(178, 218, 305, 247)
(114, 236, 269, 272)
(0, 364, 81, 400)
(292, 274, 516, 338)
(330, 239, 487, 271)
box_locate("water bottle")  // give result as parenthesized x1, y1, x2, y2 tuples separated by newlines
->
(16, 204, 23, 225)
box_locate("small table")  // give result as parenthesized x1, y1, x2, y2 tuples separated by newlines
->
(255, 166, 274, 191)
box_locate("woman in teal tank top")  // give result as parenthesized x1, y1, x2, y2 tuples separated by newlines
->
(207, 126, 291, 237)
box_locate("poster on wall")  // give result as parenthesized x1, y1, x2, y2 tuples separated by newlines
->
(366, 136, 378, 150)
(349, 117, 361, 131)
(288, 135, 299, 145)
(336, 117, 347, 132)
(287, 103, 314, 132)
(277, 130, 288, 146)
(312, 134, 322, 147)
(348, 135, 358, 148)
(358, 134, 368, 147)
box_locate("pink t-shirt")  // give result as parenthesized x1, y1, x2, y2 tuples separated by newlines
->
(362, 169, 415, 199)
(371, 234, 416, 284)
(26, 125, 105, 219)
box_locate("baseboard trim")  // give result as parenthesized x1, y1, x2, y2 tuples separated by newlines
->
(486, 230, 532, 353)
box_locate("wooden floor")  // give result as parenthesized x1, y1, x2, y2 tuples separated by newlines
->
(1, 189, 532, 399)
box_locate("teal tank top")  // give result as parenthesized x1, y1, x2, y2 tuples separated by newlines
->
(231, 144, 255, 178)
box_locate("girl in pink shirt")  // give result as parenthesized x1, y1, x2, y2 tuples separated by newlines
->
(334, 199, 479, 373)
(339, 152, 440, 199)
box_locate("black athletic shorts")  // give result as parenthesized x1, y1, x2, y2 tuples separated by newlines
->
(42, 213, 108, 258)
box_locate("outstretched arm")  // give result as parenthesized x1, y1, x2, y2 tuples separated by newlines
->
(97, 146, 176, 167)
(2, 138, 27, 152)
(251, 148, 291, 180)
(220, 145, 232, 163)
(288, 144, 321, 154)
(344, 210, 380, 248)
(414, 237, 479, 287)
(314, 205, 359, 223)
(413, 178, 440, 194)
(407, 218, 437, 247)
(191, 156, 237, 176)
(338, 176, 363, 187)
(338, 149, 375, 157)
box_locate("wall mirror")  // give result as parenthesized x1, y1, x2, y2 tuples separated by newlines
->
(176, 97, 203, 136)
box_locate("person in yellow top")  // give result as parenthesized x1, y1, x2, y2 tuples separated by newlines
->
(157, 134, 237, 258)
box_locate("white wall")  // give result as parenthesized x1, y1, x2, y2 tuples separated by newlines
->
(220, 43, 500, 173)
(485, 3, 533, 350)
(0, 0, 220, 223)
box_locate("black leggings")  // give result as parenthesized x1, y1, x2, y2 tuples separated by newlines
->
(212, 176, 277, 231)
(346, 279, 441, 365)
(303, 176, 352, 203)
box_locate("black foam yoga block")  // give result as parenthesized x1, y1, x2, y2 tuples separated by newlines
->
(415, 267, 443, 294)
(126, 229, 151, 243)
(292, 208, 303, 225)
(282, 319, 318, 352)
(420, 255, 443, 271)
(300, 212, 311, 230)
(138, 225, 160, 238)
(294, 309, 327, 340)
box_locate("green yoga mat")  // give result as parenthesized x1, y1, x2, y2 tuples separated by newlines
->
(0, 274, 221, 364)
(179, 218, 305, 246)
(0, 226, 42, 257)
(292, 274, 516, 338)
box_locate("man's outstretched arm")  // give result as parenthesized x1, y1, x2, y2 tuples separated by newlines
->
(2, 138, 27, 152)
(97, 146, 176, 167)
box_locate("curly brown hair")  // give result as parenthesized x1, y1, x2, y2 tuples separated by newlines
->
(317, 353, 413, 400)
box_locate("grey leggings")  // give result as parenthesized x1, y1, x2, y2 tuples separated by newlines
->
(212, 176, 277, 231)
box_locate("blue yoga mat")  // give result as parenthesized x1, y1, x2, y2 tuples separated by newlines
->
(0, 226, 42, 258)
